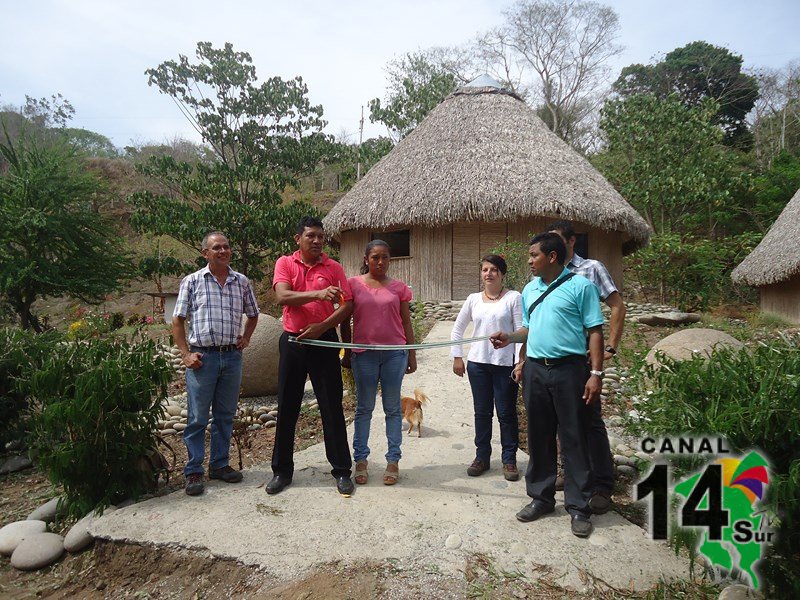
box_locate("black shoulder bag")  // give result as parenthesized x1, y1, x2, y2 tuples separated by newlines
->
(527, 272, 576, 319)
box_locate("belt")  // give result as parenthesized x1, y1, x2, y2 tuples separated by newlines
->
(530, 355, 585, 366)
(191, 344, 238, 352)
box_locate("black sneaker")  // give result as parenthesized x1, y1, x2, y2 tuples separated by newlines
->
(185, 473, 204, 496)
(336, 475, 355, 497)
(515, 501, 554, 522)
(467, 459, 489, 477)
(209, 465, 243, 483)
(571, 513, 593, 538)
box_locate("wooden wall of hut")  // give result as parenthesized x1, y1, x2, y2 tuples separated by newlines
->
(759, 274, 800, 324)
(339, 220, 625, 301)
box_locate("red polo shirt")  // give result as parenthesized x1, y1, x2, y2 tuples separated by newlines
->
(272, 251, 352, 333)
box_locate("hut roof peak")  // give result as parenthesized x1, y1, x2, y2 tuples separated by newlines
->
(463, 74, 503, 89)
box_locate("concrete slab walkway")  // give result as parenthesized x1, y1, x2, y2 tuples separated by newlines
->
(92, 322, 691, 591)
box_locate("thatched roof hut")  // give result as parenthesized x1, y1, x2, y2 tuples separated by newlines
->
(731, 188, 800, 323)
(324, 76, 650, 301)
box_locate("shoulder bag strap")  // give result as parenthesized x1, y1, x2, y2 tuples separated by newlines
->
(527, 272, 576, 319)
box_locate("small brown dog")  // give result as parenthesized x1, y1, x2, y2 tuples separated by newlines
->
(400, 389, 430, 437)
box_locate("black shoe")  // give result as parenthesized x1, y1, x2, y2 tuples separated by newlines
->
(589, 491, 612, 515)
(571, 513, 593, 538)
(185, 473, 204, 496)
(336, 475, 355, 497)
(467, 459, 490, 477)
(265, 474, 292, 495)
(515, 501, 554, 522)
(209, 465, 243, 483)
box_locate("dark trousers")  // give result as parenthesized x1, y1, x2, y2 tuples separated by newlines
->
(523, 357, 592, 516)
(466, 361, 519, 465)
(588, 397, 615, 493)
(271, 330, 352, 478)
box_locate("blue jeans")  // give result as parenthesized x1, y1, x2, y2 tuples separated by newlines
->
(351, 350, 408, 464)
(466, 361, 519, 465)
(183, 348, 242, 476)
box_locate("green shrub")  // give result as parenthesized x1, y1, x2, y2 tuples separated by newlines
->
(625, 232, 761, 310)
(0, 328, 61, 447)
(24, 336, 173, 517)
(628, 340, 800, 596)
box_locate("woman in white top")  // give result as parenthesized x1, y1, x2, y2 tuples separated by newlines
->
(451, 254, 523, 481)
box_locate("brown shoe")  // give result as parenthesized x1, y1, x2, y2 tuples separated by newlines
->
(354, 460, 368, 485)
(467, 459, 489, 477)
(555, 474, 565, 491)
(503, 463, 520, 481)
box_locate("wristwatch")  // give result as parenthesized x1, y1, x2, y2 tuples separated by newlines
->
(590, 369, 605, 379)
(604, 345, 617, 355)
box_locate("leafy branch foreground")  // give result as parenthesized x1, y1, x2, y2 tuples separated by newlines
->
(6, 329, 173, 518)
(628, 339, 800, 596)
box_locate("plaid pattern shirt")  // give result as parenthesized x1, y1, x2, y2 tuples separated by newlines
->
(567, 253, 618, 301)
(173, 266, 259, 347)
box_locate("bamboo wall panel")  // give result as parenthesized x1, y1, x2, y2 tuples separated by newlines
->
(479, 222, 508, 257)
(340, 230, 370, 278)
(507, 217, 549, 245)
(413, 225, 452, 300)
(452, 222, 480, 300)
(586, 226, 624, 291)
(760, 275, 800, 324)
(389, 257, 416, 294)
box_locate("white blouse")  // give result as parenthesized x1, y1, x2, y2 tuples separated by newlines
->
(450, 290, 523, 367)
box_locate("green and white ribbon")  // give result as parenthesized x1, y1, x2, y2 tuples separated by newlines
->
(288, 335, 492, 351)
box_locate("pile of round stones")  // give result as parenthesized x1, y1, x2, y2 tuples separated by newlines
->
(0, 498, 112, 571)
(156, 393, 319, 435)
(158, 345, 186, 376)
(622, 302, 680, 320)
(418, 300, 464, 321)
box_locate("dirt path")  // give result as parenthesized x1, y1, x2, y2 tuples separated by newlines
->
(91, 322, 693, 593)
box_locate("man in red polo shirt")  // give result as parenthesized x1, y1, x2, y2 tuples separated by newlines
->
(267, 216, 355, 496)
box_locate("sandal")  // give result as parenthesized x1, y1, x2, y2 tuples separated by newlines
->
(354, 460, 368, 485)
(383, 462, 399, 486)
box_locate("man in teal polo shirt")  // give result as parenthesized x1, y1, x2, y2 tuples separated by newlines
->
(491, 232, 604, 538)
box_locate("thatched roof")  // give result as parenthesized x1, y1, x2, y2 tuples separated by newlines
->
(324, 79, 651, 253)
(731, 188, 800, 286)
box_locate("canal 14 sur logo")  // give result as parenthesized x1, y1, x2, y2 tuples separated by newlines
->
(635, 436, 774, 590)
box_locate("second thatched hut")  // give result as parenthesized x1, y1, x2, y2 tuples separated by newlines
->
(731, 188, 800, 323)
(324, 76, 650, 301)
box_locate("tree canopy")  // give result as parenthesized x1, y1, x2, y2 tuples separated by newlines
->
(613, 41, 759, 147)
(130, 42, 329, 280)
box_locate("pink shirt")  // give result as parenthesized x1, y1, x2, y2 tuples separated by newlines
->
(272, 251, 352, 333)
(349, 276, 412, 352)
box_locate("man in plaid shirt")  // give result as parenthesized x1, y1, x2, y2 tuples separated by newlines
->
(173, 231, 259, 496)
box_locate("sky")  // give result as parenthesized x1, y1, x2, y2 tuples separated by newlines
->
(1, 0, 798, 148)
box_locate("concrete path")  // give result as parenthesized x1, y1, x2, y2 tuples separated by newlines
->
(92, 322, 691, 592)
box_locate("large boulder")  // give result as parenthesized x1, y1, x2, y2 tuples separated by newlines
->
(636, 312, 701, 326)
(645, 328, 745, 367)
(0, 520, 47, 556)
(240, 314, 282, 397)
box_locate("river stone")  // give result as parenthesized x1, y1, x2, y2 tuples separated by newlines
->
(636, 312, 702, 326)
(645, 328, 745, 368)
(240, 315, 282, 397)
(165, 405, 182, 417)
(445, 534, 462, 549)
(64, 514, 95, 553)
(0, 520, 47, 556)
(617, 465, 638, 477)
(264, 420, 277, 428)
(10, 532, 65, 570)
(27, 497, 61, 522)
(173, 423, 187, 432)
(0, 455, 33, 475)
(718, 584, 759, 599)
(162, 428, 178, 435)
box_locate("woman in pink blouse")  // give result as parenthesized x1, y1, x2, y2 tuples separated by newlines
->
(341, 240, 416, 486)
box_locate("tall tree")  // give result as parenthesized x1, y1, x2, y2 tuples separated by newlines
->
(598, 93, 744, 237)
(130, 42, 329, 280)
(613, 41, 759, 147)
(474, 0, 623, 152)
(0, 126, 132, 331)
(750, 61, 800, 168)
(369, 52, 459, 141)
